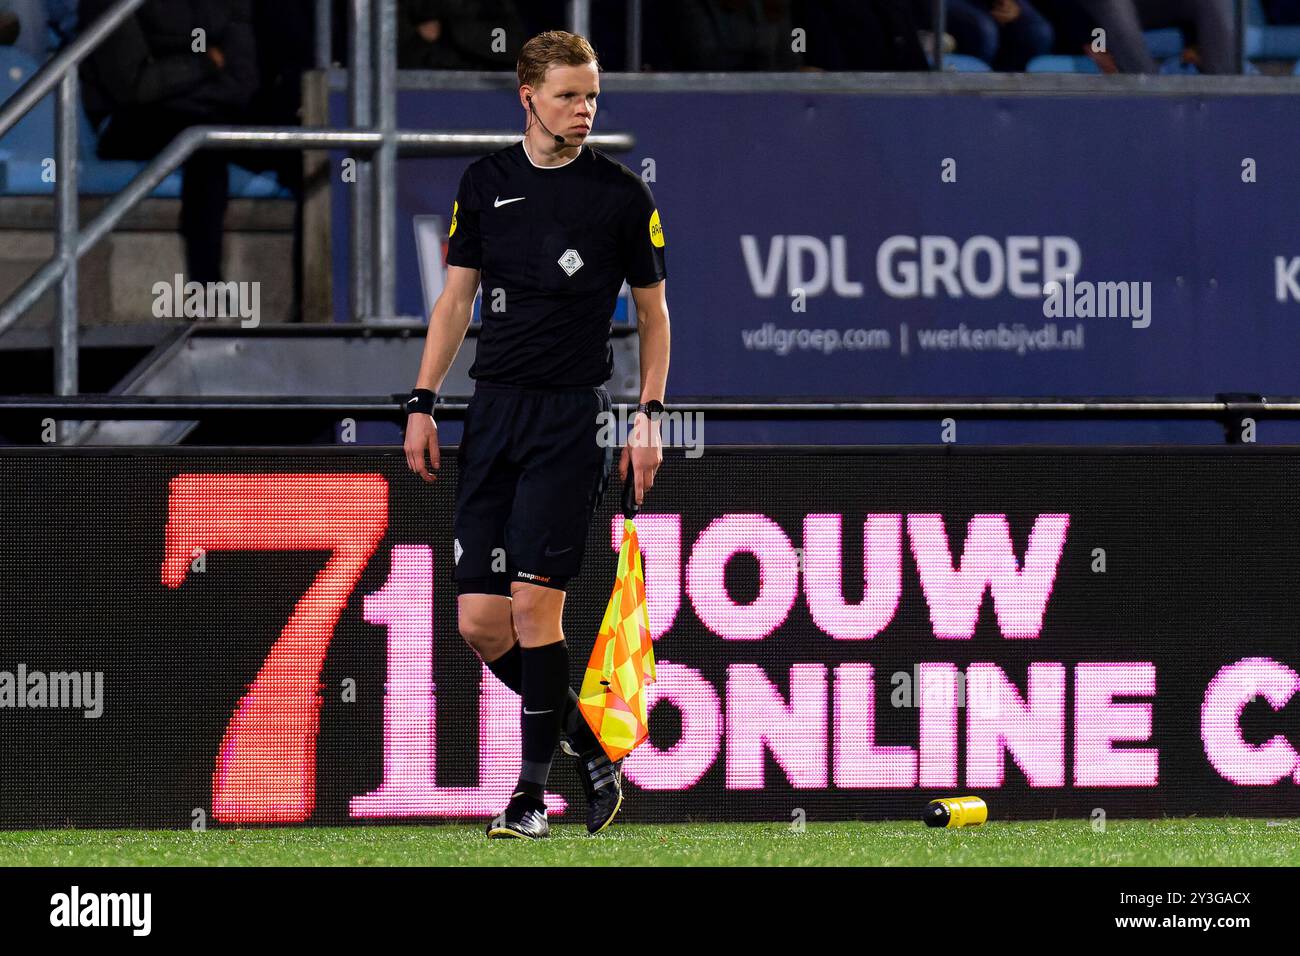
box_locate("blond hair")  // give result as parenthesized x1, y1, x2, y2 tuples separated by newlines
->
(517, 31, 600, 92)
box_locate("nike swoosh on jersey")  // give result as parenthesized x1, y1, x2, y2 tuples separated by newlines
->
(494, 196, 526, 207)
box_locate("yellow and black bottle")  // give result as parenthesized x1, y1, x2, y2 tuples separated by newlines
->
(923, 796, 988, 828)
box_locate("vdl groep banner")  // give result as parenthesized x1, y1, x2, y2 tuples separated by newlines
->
(329, 86, 1300, 401)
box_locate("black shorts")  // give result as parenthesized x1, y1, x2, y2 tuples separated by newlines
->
(454, 381, 613, 595)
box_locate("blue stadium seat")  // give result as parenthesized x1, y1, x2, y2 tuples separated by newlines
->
(1249, 0, 1300, 58)
(1137, 1, 1300, 62)
(1025, 55, 1103, 73)
(1254, 29, 1300, 57)
(9, 160, 290, 199)
(1144, 28, 1185, 59)
(0, 47, 53, 163)
(943, 54, 993, 71)
(1131, 4, 1300, 63)
(225, 166, 290, 199)
(0, 46, 289, 198)
(1158, 54, 1262, 73)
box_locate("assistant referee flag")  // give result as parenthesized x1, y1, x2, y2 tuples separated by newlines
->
(578, 513, 656, 761)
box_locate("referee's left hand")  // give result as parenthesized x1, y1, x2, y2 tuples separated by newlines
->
(619, 412, 663, 507)
(404, 412, 440, 483)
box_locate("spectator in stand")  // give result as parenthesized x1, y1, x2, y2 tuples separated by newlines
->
(946, 0, 1055, 69)
(1032, 0, 1097, 57)
(670, 0, 801, 70)
(239, 0, 312, 313)
(398, 0, 526, 69)
(1264, 0, 1300, 21)
(80, 0, 258, 286)
(1052, 0, 1236, 72)
(791, 0, 930, 70)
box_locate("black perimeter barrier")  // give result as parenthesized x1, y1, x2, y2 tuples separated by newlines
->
(0, 392, 1286, 444)
(0, 391, 1297, 828)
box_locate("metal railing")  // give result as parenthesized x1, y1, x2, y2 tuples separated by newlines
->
(0, 0, 147, 404)
(0, 0, 632, 401)
(0, 394, 1289, 428)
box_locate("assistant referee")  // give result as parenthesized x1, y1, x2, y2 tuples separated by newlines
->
(403, 31, 670, 840)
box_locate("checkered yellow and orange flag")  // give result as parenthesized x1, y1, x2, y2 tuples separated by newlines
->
(578, 486, 656, 761)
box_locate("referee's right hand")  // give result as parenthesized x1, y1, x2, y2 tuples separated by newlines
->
(404, 414, 440, 482)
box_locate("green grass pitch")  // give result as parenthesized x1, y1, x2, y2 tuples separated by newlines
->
(1, 819, 1296, 866)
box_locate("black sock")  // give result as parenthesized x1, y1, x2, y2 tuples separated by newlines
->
(484, 641, 523, 691)
(515, 641, 570, 802)
(488, 641, 599, 753)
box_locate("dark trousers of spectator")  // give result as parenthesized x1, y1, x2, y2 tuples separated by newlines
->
(947, 0, 1056, 68)
(96, 110, 304, 308)
(1073, 0, 1235, 71)
(97, 110, 234, 285)
(96, 109, 303, 297)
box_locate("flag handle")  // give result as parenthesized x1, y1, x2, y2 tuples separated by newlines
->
(622, 470, 639, 518)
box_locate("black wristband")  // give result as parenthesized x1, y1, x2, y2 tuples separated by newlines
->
(406, 388, 436, 417)
(636, 400, 664, 419)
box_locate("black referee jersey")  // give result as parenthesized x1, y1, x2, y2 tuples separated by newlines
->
(444, 141, 667, 388)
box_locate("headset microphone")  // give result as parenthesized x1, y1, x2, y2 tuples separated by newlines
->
(527, 96, 576, 148)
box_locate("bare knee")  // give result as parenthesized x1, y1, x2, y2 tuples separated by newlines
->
(509, 583, 565, 647)
(457, 594, 514, 660)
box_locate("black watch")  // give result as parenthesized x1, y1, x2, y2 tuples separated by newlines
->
(636, 400, 664, 419)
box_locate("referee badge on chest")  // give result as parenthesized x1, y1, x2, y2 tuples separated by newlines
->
(557, 248, 584, 276)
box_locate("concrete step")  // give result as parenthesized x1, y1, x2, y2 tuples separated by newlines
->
(0, 196, 297, 330)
